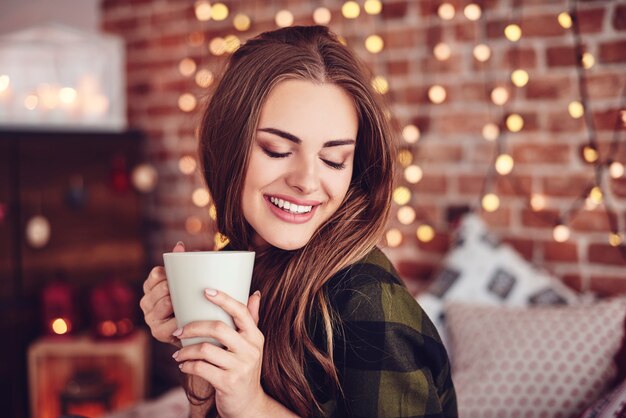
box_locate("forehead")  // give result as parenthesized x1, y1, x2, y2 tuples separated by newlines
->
(258, 79, 358, 140)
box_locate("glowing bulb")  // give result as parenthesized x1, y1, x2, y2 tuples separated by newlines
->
(433, 42, 451, 60)
(313, 7, 332, 24)
(609, 233, 623, 247)
(511, 69, 529, 87)
(495, 154, 514, 175)
(464, 3, 481, 21)
(402, 124, 420, 143)
(438, 3, 455, 20)
(372, 75, 389, 94)
(530, 194, 546, 211)
(393, 186, 412, 205)
(209, 37, 226, 55)
(209, 204, 217, 220)
(504, 24, 522, 42)
(275, 10, 294, 27)
(59, 87, 77, 104)
(582, 52, 595, 69)
(558, 12, 572, 29)
(26, 215, 51, 248)
(397, 149, 413, 167)
(195, 0, 212, 21)
(585, 196, 599, 211)
(568, 101, 584, 119)
(186, 216, 203, 234)
(482, 193, 500, 212)
(24, 94, 38, 110)
(224, 35, 241, 53)
(404, 165, 423, 184)
(428, 85, 447, 104)
(179, 156, 197, 175)
(178, 93, 197, 112)
(610, 161, 624, 178)
(364, 0, 382, 15)
(342, 1, 361, 19)
(51, 318, 69, 335)
(386, 228, 403, 247)
(365, 35, 384, 54)
(589, 186, 603, 204)
(211, 3, 229, 21)
(196, 69, 214, 88)
(397, 206, 416, 225)
(132, 163, 158, 193)
(582, 146, 598, 163)
(482, 123, 500, 141)
(473, 44, 491, 62)
(506, 114, 524, 132)
(0, 74, 9, 93)
(553, 224, 570, 242)
(179, 58, 197, 77)
(491, 87, 509, 105)
(417, 224, 436, 243)
(192, 188, 211, 207)
(233, 14, 251, 31)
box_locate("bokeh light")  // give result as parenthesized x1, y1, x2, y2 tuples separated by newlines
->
(568, 101, 584, 119)
(504, 24, 522, 42)
(434, 42, 451, 61)
(209, 37, 226, 55)
(211, 3, 229, 21)
(506, 114, 524, 132)
(438, 3, 455, 20)
(186, 216, 203, 235)
(473, 44, 491, 62)
(417, 224, 435, 243)
(192, 188, 211, 207)
(482, 123, 500, 141)
(582, 52, 595, 69)
(178, 93, 197, 112)
(553, 224, 570, 242)
(393, 186, 412, 205)
(179, 58, 196, 77)
(464, 4, 481, 21)
(364, 0, 383, 15)
(609, 161, 624, 178)
(386, 228, 403, 247)
(179, 155, 197, 175)
(511, 69, 529, 87)
(589, 186, 603, 204)
(233, 13, 251, 31)
(402, 124, 420, 143)
(275, 10, 294, 27)
(491, 87, 509, 105)
(397, 149, 413, 167)
(195, 0, 212, 21)
(482, 193, 500, 212)
(365, 35, 384, 53)
(558, 12, 572, 29)
(313, 7, 332, 25)
(372, 75, 389, 94)
(530, 194, 546, 211)
(224, 35, 241, 53)
(582, 145, 599, 163)
(428, 85, 447, 104)
(397, 206, 416, 225)
(495, 154, 514, 175)
(609, 233, 623, 247)
(195, 69, 214, 88)
(342, 1, 361, 19)
(404, 165, 423, 184)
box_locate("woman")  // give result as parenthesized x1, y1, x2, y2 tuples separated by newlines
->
(140, 25, 457, 418)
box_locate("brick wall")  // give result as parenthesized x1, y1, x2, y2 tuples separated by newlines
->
(101, 0, 626, 296)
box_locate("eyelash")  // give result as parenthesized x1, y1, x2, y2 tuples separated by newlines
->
(261, 148, 346, 170)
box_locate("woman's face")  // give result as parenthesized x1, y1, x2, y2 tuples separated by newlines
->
(242, 79, 358, 251)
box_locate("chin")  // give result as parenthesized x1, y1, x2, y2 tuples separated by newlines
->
(267, 236, 310, 251)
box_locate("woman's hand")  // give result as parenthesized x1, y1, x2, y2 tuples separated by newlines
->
(172, 288, 268, 418)
(139, 241, 185, 348)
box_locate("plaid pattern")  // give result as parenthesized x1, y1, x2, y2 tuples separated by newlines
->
(308, 248, 458, 417)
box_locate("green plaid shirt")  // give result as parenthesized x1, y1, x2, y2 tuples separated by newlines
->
(307, 247, 458, 418)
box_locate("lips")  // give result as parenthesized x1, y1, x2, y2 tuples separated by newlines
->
(263, 194, 320, 224)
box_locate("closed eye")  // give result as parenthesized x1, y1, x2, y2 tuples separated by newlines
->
(322, 159, 346, 170)
(262, 147, 291, 159)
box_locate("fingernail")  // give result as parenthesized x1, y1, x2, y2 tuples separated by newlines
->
(173, 328, 183, 337)
(176, 241, 185, 248)
(178, 363, 184, 369)
(253, 290, 261, 297)
(172, 350, 179, 359)
(205, 288, 218, 297)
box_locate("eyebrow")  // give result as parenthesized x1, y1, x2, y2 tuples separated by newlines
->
(257, 127, 355, 148)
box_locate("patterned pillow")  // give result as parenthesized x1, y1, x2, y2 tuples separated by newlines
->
(416, 213, 579, 348)
(579, 377, 626, 418)
(445, 299, 626, 418)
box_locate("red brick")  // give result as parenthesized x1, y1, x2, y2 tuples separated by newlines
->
(433, 111, 492, 134)
(396, 260, 436, 281)
(543, 240, 579, 262)
(454, 22, 478, 41)
(419, 55, 464, 73)
(502, 48, 538, 69)
(384, 28, 417, 49)
(414, 174, 448, 193)
(387, 60, 410, 76)
(577, 8, 606, 33)
(521, 14, 568, 37)
(570, 210, 618, 232)
(502, 237, 534, 261)
(511, 143, 571, 164)
(547, 111, 585, 132)
(404, 86, 429, 105)
(415, 231, 451, 254)
(561, 274, 584, 292)
(588, 243, 626, 265)
(587, 73, 626, 99)
(614, 4, 626, 30)
(546, 45, 579, 67)
(593, 108, 624, 130)
(599, 40, 626, 63)
(611, 178, 626, 198)
(459, 175, 484, 194)
(495, 175, 532, 196)
(480, 206, 512, 228)
(486, 19, 509, 39)
(451, 82, 488, 102)
(590, 276, 626, 296)
(543, 175, 592, 197)
(381, 1, 409, 19)
(525, 75, 573, 100)
(522, 208, 560, 228)
(506, 112, 540, 131)
(150, 6, 194, 28)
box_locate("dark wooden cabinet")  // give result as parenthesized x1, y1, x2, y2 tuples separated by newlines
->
(0, 130, 148, 417)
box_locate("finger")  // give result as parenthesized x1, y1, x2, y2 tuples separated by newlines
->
(175, 320, 246, 353)
(173, 342, 237, 370)
(146, 316, 180, 347)
(178, 360, 226, 390)
(149, 293, 175, 320)
(173, 241, 185, 253)
(143, 266, 166, 294)
(247, 291, 261, 326)
(140, 281, 170, 313)
(204, 289, 257, 332)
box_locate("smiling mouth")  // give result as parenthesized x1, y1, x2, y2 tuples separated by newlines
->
(268, 196, 313, 214)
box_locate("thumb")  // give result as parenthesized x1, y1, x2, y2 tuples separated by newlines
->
(247, 291, 261, 326)
(173, 241, 186, 253)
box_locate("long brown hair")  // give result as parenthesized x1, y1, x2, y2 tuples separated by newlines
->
(197, 25, 395, 416)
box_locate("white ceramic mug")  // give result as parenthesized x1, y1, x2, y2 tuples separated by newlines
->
(163, 251, 255, 346)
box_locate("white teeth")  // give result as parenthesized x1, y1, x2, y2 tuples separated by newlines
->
(268, 196, 313, 214)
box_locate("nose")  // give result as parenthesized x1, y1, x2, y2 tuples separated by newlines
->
(286, 155, 320, 195)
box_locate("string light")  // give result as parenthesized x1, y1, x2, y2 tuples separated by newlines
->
(504, 24, 522, 42)
(558, 12, 572, 29)
(51, 318, 70, 335)
(397, 206, 416, 225)
(186, 216, 203, 234)
(464, 4, 482, 21)
(178, 93, 197, 112)
(438, 3, 455, 20)
(402, 124, 420, 143)
(482, 193, 500, 212)
(365, 35, 384, 54)
(132, 163, 158, 193)
(372, 75, 389, 94)
(491, 87, 509, 105)
(178, 58, 197, 77)
(192, 188, 211, 207)
(609, 161, 624, 178)
(404, 165, 423, 184)
(275, 10, 294, 27)
(417, 224, 436, 243)
(223, 35, 241, 53)
(211, 3, 229, 21)
(568, 100, 584, 119)
(342, 1, 361, 19)
(397, 149, 413, 167)
(209, 37, 226, 55)
(506, 113, 524, 132)
(233, 14, 251, 31)
(386, 228, 403, 247)
(179, 156, 197, 175)
(582, 52, 595, 69)
(530, 194, 547, 211)
(393, 186, 412, 205)
(428, 85, 447, 104)
(364, 0, 383, 15)
(59, 87, 77, 105)
(473, 44, 491, 62)
(195, 69, 214, 88)
(588, 186, 603, 204)
(553, 224, 570, 242)
(585, 195, 599, 211)
(582, 145, 599, 163)
(482, 123, 500, 141)
(609, 233, 623, 247)
(434, 43, 451, 61)
(313, 7, 332, 25)
(511, 69, 529, 87)
(194, 0, 212, 21)
(495, 154, 514, 175)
